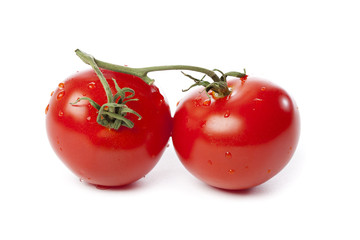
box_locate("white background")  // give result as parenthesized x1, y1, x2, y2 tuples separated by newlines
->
(1, 0, 359, 239)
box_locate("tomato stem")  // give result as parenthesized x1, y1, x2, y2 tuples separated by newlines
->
(75, 49, 247, 98)
(76, 50, 114, 103)
(72, 50, 142, 130)
(76, 49, 221, 84)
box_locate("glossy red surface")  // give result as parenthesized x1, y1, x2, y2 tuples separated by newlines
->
(172, 77, 300, 190)
(46, 69, 172, 186)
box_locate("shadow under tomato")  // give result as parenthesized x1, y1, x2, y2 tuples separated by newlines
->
(81, 180, 145, 191)
(206, 183, 272, 197)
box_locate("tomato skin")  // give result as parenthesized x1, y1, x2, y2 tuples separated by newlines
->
(172, 77, 300, 190)
(46, 69, 172, 187)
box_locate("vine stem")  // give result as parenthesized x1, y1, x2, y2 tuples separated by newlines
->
(75, 49, 222, 85)
(76, 49, 114, 103)
(72, 49, 143, 129)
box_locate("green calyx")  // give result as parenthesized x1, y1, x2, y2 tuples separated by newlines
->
(71, 51, 141, 130)
(181, 69, 247, 98)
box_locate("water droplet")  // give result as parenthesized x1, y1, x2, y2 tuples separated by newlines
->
(88, 82, 96, 89)
(79, 178, 84, 182)
(203, 99, 211, 106)
(254, 98, 263, 102)
(208, 160, 213, 165)
(58, 83, 65, 89)
(224, 110, 230, 118)
(287, 146, 293, 154)
(87, 116, 91, 121)
(261, 87, 266, 91)
(58, 110, 64, 117)
(57, 90, 65, 100)
(45, 104, 49, 115)
(225, 152, 232, 159)
(228, 169, 235, 174)
(50, 91, 54, 96)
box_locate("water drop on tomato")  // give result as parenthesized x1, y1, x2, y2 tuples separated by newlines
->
(57, 90, 65, 100)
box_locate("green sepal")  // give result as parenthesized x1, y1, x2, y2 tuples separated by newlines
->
(95, 102, 142, 129)
(101, 111, 135, 129)
(181, 71, 232, 98)
(70, 97, 101, 110)
(119, 107, 142, 120)
(224, 69, 247, 78)
(181, 71, 211, 92)
(113, 84, 136, 104)
(72, 85, 141, 130)
(122, 98, 139, 104)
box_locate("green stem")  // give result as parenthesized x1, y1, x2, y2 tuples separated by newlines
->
(73, 50, 143, 129)
(75, 49, 222, 85)
(76, 50, 114, 103)
(140, 65, 221, 83)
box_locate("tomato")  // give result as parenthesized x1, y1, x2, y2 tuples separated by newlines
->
(46, 69, 172, 187)
(172, 77, 300, 190)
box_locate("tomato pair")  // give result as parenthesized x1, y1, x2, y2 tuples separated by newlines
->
(46, 51, 300, 190)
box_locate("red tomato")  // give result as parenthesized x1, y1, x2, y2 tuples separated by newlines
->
(172, 77, 300, 190)
(46, 69, 172, 187)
